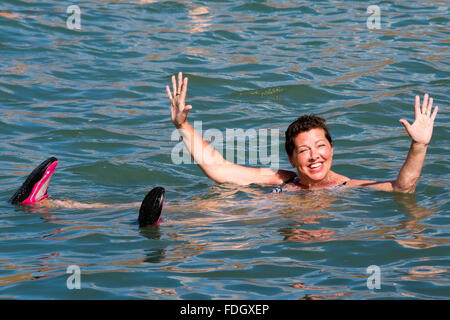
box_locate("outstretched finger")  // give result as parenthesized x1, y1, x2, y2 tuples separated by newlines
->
(399, 119, 412, 132)
(177, 72, 183, 95)
(172, 75, 177, 97)
(426, 97, 433, 117)
(431, 106, 438, 121)
(166, 85, 173, 101)
(421, 93, 429, 115)
(181, 77, 188, 101)
(414, 95, 420, 120)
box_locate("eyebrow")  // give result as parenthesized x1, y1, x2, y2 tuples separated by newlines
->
(296, 139, 326, 148)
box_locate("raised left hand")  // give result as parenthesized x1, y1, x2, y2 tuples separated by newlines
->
(166, 72, 192, 129)
(399, 94, 438, 145)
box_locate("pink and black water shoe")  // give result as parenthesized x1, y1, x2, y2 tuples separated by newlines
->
(139, 187, 165, 227)
(9, 157, 58, 205)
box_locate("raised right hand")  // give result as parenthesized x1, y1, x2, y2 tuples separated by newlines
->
(399, 93, 438, 146)
(166, 72, 192, 128)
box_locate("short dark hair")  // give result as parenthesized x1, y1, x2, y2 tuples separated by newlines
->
(285, 114, 333, 157)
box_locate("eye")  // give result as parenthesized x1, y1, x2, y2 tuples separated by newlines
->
(297, 149, 307, 154)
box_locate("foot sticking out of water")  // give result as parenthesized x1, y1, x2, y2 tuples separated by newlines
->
(138, 187, 165, 227)
(9, 157, 58, 205)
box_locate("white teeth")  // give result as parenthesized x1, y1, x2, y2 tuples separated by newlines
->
(310, 163, 322, 168)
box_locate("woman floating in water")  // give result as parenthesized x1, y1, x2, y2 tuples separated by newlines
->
(166, 72, 438, 193)
(9, 72, 439, 227)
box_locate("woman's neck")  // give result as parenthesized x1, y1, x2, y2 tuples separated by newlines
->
(296, 171, 347, 189)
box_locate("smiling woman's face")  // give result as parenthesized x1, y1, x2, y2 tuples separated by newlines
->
(288, 128, 334, 184)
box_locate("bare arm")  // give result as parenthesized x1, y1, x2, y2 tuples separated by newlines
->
(350, 94, 438, 193)
(166, 72, 295, 186)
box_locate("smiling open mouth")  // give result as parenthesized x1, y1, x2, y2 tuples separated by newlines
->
(308, 162, 323, 169)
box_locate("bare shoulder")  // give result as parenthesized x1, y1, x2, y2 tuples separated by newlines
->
(257, 168, 296, 185)
(276, 169, 297, 183)
(345, 179, 376, 186)
(346, 179, 395, 192)
(228, 166, 296, 186)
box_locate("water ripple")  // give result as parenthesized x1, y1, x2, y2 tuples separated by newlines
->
(0, 0, 448, 299)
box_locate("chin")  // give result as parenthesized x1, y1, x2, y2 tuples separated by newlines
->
(309, 174, 328, 183)
(300, 167, 330, 183)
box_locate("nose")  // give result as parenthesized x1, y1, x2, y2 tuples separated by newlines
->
(309, 147, 319, 161)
